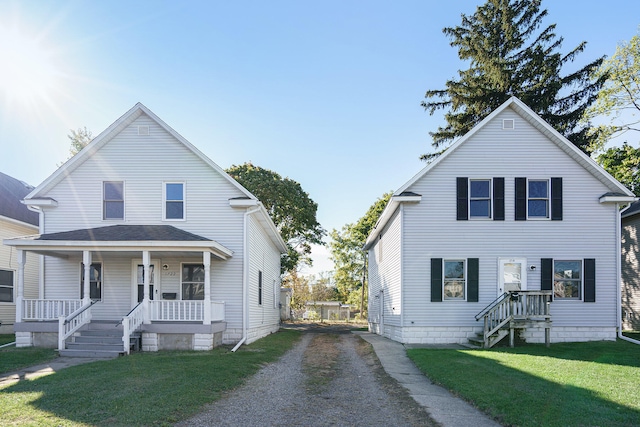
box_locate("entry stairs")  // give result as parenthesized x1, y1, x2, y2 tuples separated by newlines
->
(59, 321, 140, 358)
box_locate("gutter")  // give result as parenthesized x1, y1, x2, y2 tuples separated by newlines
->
(232, 205, 261, 353)
(617, 202, 640, 346)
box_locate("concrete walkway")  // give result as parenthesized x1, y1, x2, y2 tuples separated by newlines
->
(354, 331, 502, 427)
(0, 355, 109, 387)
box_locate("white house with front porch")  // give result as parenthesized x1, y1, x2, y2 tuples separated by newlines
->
(4, 103, 287, 356)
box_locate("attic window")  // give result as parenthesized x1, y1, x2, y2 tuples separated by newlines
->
(502, 119, 515, 130)
(138, 125, 150, 136)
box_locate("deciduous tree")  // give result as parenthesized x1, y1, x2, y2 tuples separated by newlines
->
(422, 0, 606, 160)
(597, 143, 640, 195)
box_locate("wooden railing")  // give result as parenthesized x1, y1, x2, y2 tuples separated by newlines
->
(475, 291, 552, 348)
(121, 303, 144, 355)
(58, 300, 96, 351)
(23, 299, 82, 321)
(149, 300, 225, 322)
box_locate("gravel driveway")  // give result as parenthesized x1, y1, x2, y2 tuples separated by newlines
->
(177, 324, 436, 426)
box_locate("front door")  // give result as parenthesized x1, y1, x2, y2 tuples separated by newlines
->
(498, 258, 527, 294)
(132, 260, 159, 306)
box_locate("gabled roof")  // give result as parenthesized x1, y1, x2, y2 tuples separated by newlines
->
(0, 172, 38, 227)
(34, 224, 210, 241)
(365, 96, 636, 249)
(25, 103, 256, 202)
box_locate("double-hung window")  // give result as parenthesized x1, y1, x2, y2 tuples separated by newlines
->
(469, 179, 491, 218)
(528, 179, 549, 218)
(182, 264, 204, 300)
(164, 182, 185, 220)
(0, 270, 14, 302)
(103, 181, 124, 220)
(553, 260, 582, 299)
(80, 263, 102, 300)
(443, 260, 466, 300)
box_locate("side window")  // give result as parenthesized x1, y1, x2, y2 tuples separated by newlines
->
(528, 179, 549, 218)
(458, 178, 504, 220)
(103, 181, 124, 220)
(469, 179, 491, 218)
(553, 260, 582, 299)
(258, 270, 263, 305)
(444, 260, 466, 300)
(182, 264, 204, 300)
(0, 270, 14, 302)
(80, 263, 102, 300)
(164, 182, 185, 220)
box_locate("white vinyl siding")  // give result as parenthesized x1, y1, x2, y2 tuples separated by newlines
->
(622, 214, 640, 330)
(398, 107, 619, 330)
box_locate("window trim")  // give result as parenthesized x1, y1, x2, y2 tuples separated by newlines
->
(0, 269, 15, 303)
(258, 270, 263, 306)
(80, 262, 103, 301)
(163, 181, 186, 221)
(443, 259, 467, 301)
(469, 178, 492, 219)
(553, 259, 583, 300)
(527, 178, 550, 220)
(103, 181, 125, 221)
(181, 263, 204, 300)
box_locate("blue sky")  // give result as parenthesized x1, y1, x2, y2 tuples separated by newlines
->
(0, 0, 638, 275)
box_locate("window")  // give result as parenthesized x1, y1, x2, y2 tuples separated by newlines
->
(80, 263, 102, 300)
(136, 265, 155, 302)
(258, 270, 263, 305)
(528, 179, 549, 218)
(103, 182, 124, 220)
(164, 182, 185, 220)
(0, 270, 14, 302)
(182, 264, 204, 300)
(469, 179, 491, 218)
(553, 260, 582, 299)
(444, 260, 465, 300)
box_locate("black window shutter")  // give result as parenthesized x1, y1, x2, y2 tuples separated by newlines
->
(467, 258, 479, 302)
(551, 177, 563, 221)
(541, 258, 553, 292)
(584, 258, 596, 302)
(456, 178, 468, 220)
(493, 178, 505, 220)
(431, 258, 443, 302)
(515, 177, 527, 220)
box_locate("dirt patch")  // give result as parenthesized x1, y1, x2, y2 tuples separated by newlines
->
(303, 333, 341, 391)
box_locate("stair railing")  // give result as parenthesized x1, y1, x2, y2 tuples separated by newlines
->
(121, 302, 144, 355)
(58, 300, 97, 351)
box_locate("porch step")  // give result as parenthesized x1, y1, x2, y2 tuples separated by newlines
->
(61, 321, 139, 357)
(467, 329, 510, 348)
(59, 348, 122, 358)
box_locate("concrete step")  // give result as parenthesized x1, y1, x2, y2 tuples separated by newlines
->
(67, 342, 124, 352)
(75, 335, 123, 345)
(59, 348, 122, 358)
(78, 329, 123, 337)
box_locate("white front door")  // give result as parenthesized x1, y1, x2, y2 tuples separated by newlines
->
(131, 260, 160, 307)
(498, 258, 527, 294)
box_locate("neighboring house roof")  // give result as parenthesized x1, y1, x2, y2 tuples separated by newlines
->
(365, 96, 636, 249)
(0, 171, 38, 226)
(622, 200, 640, 219)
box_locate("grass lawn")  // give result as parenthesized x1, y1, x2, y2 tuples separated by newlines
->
(407, 339, 640, 427)
(0, 334, 15, 345)
(0, 329, 301, 426)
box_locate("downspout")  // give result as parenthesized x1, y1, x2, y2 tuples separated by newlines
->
(232, 205, 261, 352)
(617, 202, 640, 345)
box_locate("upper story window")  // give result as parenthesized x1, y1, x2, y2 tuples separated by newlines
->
(469, 179, 491, 218)
(528, 179, 549, 218)
(103, 181, 124, 220)
(164, 182, 185, 220)
(553, 260, 582, 299)
(0, 270, 14, 302)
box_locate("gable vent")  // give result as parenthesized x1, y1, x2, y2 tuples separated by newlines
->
(138, 125, 150, 136)
(502, 119, 515, 130)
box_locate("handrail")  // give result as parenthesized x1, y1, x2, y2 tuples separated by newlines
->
(122, 302, 145, 355)
(64, 300, 98, 324)
(475, 292, 509, 321)
(116, 302, 143, 327)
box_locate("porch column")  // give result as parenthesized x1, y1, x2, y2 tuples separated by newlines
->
(203, 251, 211, 325)
(15, 250, 25, 323)
(82, 251, 92, 304)
(143, 250, 151, 324)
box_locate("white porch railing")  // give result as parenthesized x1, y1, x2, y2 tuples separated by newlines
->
(23, 299, 82, 321)
(149, 300, 225, 322)
(122, 303, 144, 355)
(58, 301, 95, 351)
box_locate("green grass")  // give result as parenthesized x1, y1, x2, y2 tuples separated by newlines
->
(0, 329, 301, 426)
(623, 330, 640, 340)
(407, 340, 640, 427)
(0, 335, 58, 374)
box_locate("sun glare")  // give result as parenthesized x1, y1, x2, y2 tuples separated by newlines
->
(0, 26, 59, 109)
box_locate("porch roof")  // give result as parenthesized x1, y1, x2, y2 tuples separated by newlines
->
(3, 224, 233, 260)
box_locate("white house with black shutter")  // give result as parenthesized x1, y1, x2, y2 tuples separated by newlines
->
(364, 97, 635, 347)
(3, 103, 287, 356)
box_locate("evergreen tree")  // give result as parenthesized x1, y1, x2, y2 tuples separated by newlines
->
(422, 0, 606, 160)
